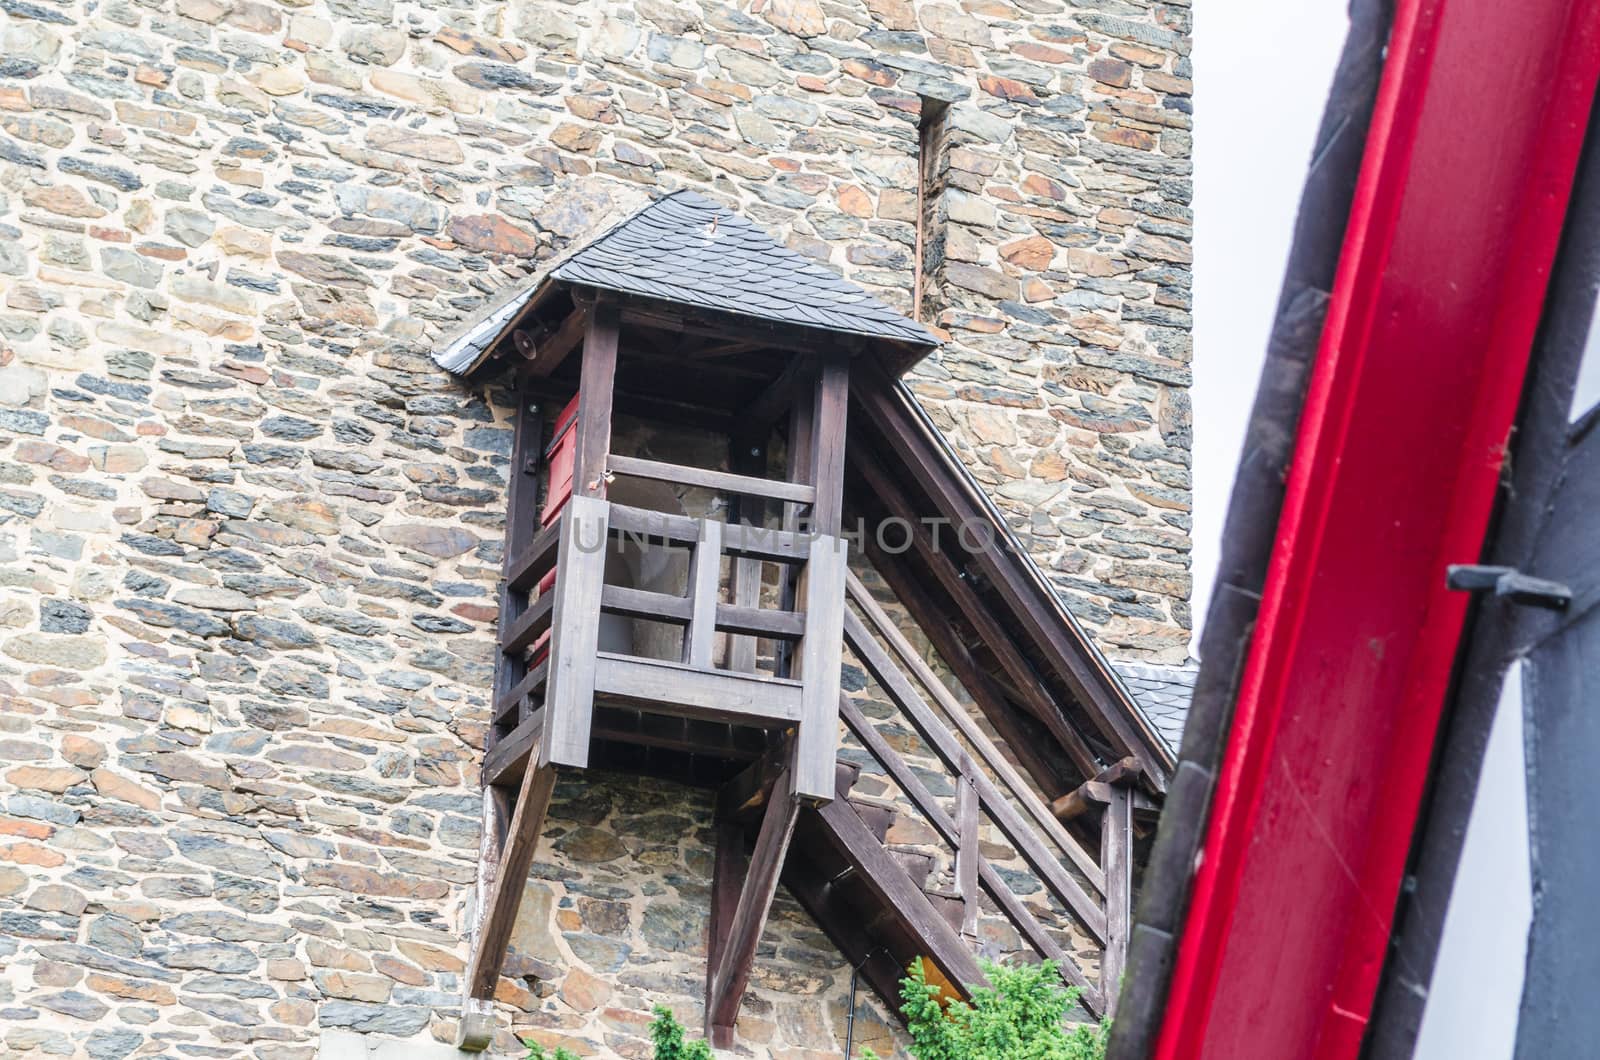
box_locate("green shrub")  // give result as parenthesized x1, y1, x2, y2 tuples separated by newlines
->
(521, 1005, 710, 1059)
(649, 1005, 714, 1060)
(866, 957, 1109, 1060)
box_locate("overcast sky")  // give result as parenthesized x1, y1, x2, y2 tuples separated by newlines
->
(1189, 0, 1352, 652)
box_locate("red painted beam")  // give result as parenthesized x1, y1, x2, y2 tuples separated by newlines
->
(1155, 2, 1600, 1058)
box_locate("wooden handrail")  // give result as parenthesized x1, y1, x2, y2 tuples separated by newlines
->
(840, 697, 1103, 1012)
(843, 606, 1108, 942)
(607, 503, 811, 563)
(844, 570, 1105, 891)
(608, 454, 816, 505)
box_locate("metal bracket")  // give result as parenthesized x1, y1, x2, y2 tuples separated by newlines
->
(1446, 564, 1571, 610)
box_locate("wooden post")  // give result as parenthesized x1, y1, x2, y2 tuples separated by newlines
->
(492, 390, 544, 746)
(463, 382, 544, 1050)
(726, 431, 767, 674)
(955, 768, 980, 939)
(707, 774, 802, 1047)
(683, 518, 722, 669)
(541, 495, 609, 770)
(1101, 781, 1133, 1017)
(462, 759, 559, 1003)
(807, 354, 849, 537)
(572, 296, 619, 500)
(791, 533, 846, 803)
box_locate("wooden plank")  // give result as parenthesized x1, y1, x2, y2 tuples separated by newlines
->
(859, 531, 1078, 813)
(506, 520, 562, 593)
(845, 569, 1105, 888)
(500, 591, 555, 656)
(465, 760, 558, 1000)
(977, 857, 1103, 1014)
(853, 373, 1171, 785)
(743, 358, 810, 433)
(1051, 757, 1142, 821)
(523, 306, 589, 379)
(593, 654, 803, 725)
(540, 496, 609, 769)
(708, 817, 746, 979)
(707, 775, 802, 1047)
(683, 519, 722, 668)
(844, 608, 1109, 939)
(1100, 782, 1133, 1017)
(807, 354, 850, 535)
(491, 394, 543, 747)
(573, 298, 619, 499)
(727, 431, 768, 673)
(955, 773, 980, 938)
(608, 453, 817, 505)
(601, 585, 693, 624)
(850, 445, 1103, 780)
(610, 502, 810, 562)
(458, 777, 515, 1049)
(492, 663, 549, 728)
(791, 535, 847, 803)
(484, 707, 544, 787)
(838, 697, 1102, 1005)
(716, 604, 803, 641)
(814, 793, 986, 991)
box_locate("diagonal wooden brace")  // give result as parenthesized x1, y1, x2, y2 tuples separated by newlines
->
(458, 759, 559, 1049)
(706, 768, 801, 1047)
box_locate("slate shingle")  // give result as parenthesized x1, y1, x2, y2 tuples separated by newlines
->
(550, 190, 939, 347)
(1113, 660, 1197, 751)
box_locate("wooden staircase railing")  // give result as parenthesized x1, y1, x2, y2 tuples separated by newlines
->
(840, 569, 1131, 1016)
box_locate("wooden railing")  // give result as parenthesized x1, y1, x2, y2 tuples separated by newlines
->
(492, 484, 848, 803)
(842, 569, 1127, 1016)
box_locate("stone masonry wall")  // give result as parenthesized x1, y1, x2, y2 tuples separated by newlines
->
(0, 0, 1189, 1055)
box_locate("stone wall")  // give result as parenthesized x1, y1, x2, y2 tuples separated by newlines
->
(0, 0, 1188, 1055)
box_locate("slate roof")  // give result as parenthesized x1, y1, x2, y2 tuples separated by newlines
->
(1114, 660, 1198, 751)
(551, 190, 940, 346)
(435, 189, 938, 376)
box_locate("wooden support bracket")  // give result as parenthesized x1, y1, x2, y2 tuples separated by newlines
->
(462, 759, 559, 1009)
(706, 770, 802, 1047)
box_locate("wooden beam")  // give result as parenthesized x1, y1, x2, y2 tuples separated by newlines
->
(852, 372, 1171, 786)
(573, 299, 619, 499)
(490, 393, 544, 747)
(593, 654, 803, 725)
(857, 527, 1076, 808)
(790, 535, 846, 803)
(844, 606, 1108, 927)
(849, 445, 1103, 780)
(844, 569, 1104, 888)
(807, 354, 850, 536)
(814, 791, 986, 993)
(540, 496, 609, 770)
(707, 772, 802, 1047)
(726, 431, 768, 673)
(743, 359, 811, 434)
(1100, 782, 1133, 1018)
(683, 519, 723, 668)
(1051, 757, 1144, 821)
(954, 773, 979, 939)
(464, 759, 559, 1000)
(523, 306, 589, 379)
(608, 453, 816, 505)
(608, 502, 810, 563)
(506, 520, 561, 593)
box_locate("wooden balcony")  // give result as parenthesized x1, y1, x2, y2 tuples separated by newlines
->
(485, 493, 848, 804)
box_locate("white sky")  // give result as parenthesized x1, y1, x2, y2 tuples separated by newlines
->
(1190, 1, 1352, 652)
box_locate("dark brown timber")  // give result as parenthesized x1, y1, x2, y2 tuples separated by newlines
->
(707, 772, 802, 1046)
